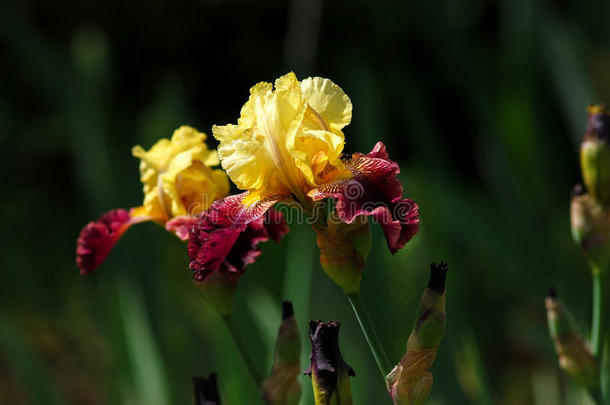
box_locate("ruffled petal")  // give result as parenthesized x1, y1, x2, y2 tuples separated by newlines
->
(308, 142, 420, 253)
(213, 73, 353, 204)
(132, 126, 229, 219)
(188, 192, 288, 281)
(76, 209, 147, 275)
(299, 77, 352, 132)
(165, 215, 196, 240)
(213, 74, 307, 198)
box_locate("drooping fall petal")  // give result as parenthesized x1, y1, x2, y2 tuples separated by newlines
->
(165, 215, 196, 240)
(188, 192, 288, 282)
(309, 142, 420, 254)
(76, 209, 146, 275)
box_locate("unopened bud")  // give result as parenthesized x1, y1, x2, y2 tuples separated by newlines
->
(386, 262, 447, 405)
(581, 104, 610, 205)
(545, 289, 599, 390)
(193, 373, 221, 405)
(313, 216, 371, 293)
(262, 302, 302, 405)
(570, 188, 610, 273)
(305, 320, 355, 405)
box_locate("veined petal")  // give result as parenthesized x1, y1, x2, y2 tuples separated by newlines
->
(76, 209, 149, 274)
(300, 77, 352, 132)
(214, 75, 305, 200)
(213, 73, 353, 206)
(308, 142, 420, 254)
(188, 192, 288, 281)
(165, 215, 196, 240)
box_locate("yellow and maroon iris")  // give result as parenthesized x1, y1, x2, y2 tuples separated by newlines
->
(77, 126, 230, 274)
(188, 73, 419, 283)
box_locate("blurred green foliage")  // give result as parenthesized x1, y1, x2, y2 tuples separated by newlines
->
(2, 0, 610, 403)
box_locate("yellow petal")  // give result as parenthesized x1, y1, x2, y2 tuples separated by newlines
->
(214, 73, 307, 201)
(213, 73, 353, 206)
(300, 77, 352, 132)
(132, 126, 229, 220)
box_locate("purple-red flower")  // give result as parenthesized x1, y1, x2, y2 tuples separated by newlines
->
(188, 193, 288, 281)
(308, 142, 419, 254)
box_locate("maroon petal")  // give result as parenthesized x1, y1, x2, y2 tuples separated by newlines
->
(308, 142, 420, 254)
(165, 215, 196, 241)
(263, 207, 290, 243)
(76, 209, 134, 275)
(188, 192, 288, 281)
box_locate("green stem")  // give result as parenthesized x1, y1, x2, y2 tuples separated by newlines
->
(590, 267, 607, 404)
(222, 314, 264, 386)
(345, 291, 392, 379)
(602, 337, 609, 402)
(592, 271, 606, 358)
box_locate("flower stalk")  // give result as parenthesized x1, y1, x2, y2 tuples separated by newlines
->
(591, 270, 606, 358)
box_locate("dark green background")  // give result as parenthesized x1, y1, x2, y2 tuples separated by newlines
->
(2, 0, 609, 403)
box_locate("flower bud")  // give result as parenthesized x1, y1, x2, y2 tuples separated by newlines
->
(313, 215, 371, 293)
(545, 289, 599, 390)
(305, 320, 355, 405)
(386, 262, 447, 405)
(581, 104, 610, 206)
(570, 186, 610, 273)
(193, 373, 222, 405)
(262, 302, 302, 405)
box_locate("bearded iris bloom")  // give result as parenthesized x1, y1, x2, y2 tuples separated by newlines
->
(188, 72, 420, 289)
(187, 73, 420, 383)
(76, 126, 287, 278)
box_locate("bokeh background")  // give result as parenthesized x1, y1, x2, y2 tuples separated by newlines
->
(2, 0, 610, 403)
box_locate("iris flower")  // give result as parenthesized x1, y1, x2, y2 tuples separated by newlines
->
(189, 72, 420, 289)
(76, 126, 287, 277)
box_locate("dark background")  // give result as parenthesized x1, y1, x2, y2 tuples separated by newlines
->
(2, 0, 610, 403)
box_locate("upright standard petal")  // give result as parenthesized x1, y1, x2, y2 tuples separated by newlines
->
(132, 125, 229, 220)
(213, 73, 353, 207)
(188, 192, 288, 281)
(308, 142, 420, 254)
(76, 209, 146, 274)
